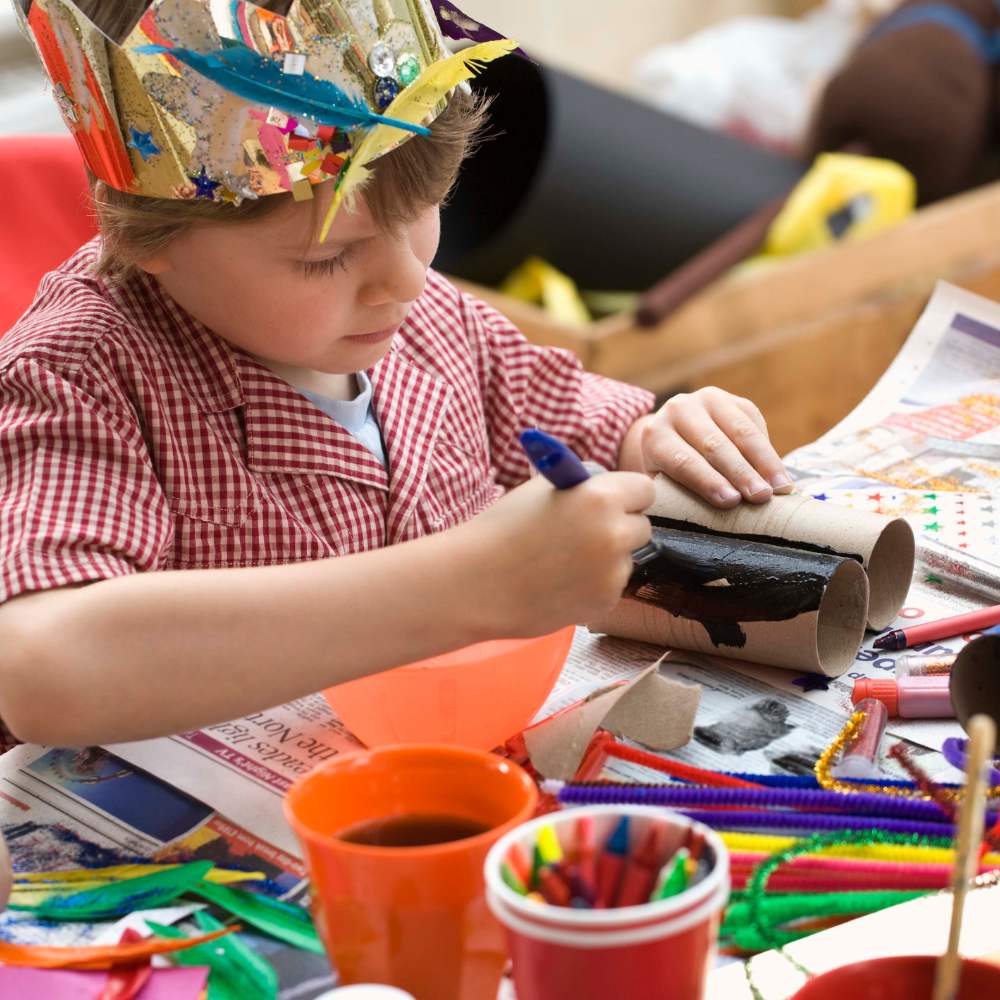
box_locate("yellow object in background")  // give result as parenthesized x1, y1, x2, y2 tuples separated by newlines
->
(764, 152, 916, 257)
(502, 256, 592, 325)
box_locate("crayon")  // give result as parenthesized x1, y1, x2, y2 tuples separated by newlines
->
(595, 816, 630, 909)
(615, 824, 665, 907)
(537, 866, 572, 907)
(651, 848, 690, 902)
(506, 844, 532, 889)
(557, 862, 595, 908)
(576, 815, 598, 889)
(531, 843, 544, 890)
(500, 863, 527, 896)
(537, 824, 564, 867)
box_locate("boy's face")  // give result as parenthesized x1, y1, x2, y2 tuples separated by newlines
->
(145, 182, 440, 374)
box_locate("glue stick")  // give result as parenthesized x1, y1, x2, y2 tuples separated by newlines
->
(833, 697, 888, 779)
(895, 652, 956, 678)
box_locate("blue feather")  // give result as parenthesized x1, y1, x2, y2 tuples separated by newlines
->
(135, 43, 430, 135)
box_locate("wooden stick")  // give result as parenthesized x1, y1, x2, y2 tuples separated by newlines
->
(933, 713, 997, 1000)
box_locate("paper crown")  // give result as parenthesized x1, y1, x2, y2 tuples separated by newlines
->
(14, 0, 515, 234)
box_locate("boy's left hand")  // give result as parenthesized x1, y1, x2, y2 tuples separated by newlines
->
(624, 387, 793, 508)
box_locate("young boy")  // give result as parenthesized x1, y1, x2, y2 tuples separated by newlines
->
(0, 0, 792, 749)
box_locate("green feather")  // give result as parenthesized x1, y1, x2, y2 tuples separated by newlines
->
(191, 880, 323, 954)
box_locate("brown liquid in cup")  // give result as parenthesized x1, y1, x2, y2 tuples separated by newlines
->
(338, 812, 492, 847)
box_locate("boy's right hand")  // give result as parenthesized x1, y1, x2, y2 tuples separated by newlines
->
(458, 472, 655, 638)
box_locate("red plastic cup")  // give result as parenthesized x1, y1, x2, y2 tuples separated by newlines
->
(284, 744, 538, 1000)
(791, 955, 1000, 998)
(484, 805, 729, 1000)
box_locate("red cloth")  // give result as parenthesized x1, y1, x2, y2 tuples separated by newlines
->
(0, 238, 653, 603)
(0, 134, 96, 336)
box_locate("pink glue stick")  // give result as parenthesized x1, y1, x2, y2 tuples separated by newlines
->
(851, 676, 954, 719)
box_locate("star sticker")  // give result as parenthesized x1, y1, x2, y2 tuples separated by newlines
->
(188, 166, 220, 200)
(924, 573, 944, 585)
(128, 127, 160, 161)
(924, 522, 941, 532)
(922, 506, 938, 515)
(868, 493, 883, 502)
(812, 493, 829, 502)
(791, 673, 831, 692)
(923, 493, 938, 500)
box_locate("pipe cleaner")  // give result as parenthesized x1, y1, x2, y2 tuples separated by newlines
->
(545, 780, 957, 821)
(743, 829, 947, 950)
(600, 739, 763, 789)
(678, 808, 957, 837)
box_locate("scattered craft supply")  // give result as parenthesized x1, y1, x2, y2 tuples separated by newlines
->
(543, 780, 956, 822)
(933, 713, 997, 1000)
(874, 605, 1000, 651)
(501, 257, 591, 325)
(98, 927, 152, 1000)
(851, 676, 954, 719)
(0, 925, 236, 969)
(190, 880, 323, 954)
(148, 914, 278, 1000)
(521, 662, 700, 780)
(896, 653, 957, 677)
(589, 477, 914, 676)
(8, 860, 216, 921)
(916, 538, 1000, 606)
(832, 698, 888, 780)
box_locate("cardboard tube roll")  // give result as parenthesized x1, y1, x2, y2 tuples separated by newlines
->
(950, 633, 1000, 732)
(589, 529, 870, 677)
(644, 477, 914, 630)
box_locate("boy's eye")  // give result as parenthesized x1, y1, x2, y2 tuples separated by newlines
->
(299, 246, 355, 277)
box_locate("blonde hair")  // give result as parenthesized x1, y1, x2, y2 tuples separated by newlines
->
(81, 0, 489, 281)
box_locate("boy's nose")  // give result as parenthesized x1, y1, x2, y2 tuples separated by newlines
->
(358, 240, 427, 307)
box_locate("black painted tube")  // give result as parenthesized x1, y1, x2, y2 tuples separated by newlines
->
(435, 56, 807, 291)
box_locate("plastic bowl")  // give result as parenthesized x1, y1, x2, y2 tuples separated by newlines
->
(323, 627, 575, 750)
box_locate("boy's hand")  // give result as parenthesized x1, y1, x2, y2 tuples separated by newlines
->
(461, 472, 655, 637)
(628, 387, 793, 508)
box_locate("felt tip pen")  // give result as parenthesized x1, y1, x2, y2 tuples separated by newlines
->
(575, 815, 598, 889)
(519, 428, 662, 565)
(851, 676, 954, 719)
(873, 606, 1000, 650)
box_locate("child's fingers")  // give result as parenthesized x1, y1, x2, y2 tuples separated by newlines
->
(642, 426, 743, 507)
(665, 407, 774, 503)
(709, 396, 793, 495)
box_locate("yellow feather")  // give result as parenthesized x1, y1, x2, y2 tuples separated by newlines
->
(319, 38, 517, 241)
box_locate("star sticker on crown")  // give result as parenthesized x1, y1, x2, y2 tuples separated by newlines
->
(127, 127, 161, 161)
(188, 166, 221, 200)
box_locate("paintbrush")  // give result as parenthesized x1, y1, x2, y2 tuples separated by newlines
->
(932, 712, 997, 1000)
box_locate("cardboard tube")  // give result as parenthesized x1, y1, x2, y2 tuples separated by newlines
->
(642, 477, 913, 630)
(589, 535, 869, 677)
(949, 632, 1000, 732)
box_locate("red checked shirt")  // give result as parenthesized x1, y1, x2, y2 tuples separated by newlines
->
(0, 237, 653, 603)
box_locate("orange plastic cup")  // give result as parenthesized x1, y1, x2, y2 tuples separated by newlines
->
(283, 744, 538, 1000)
(323, 627, 574, 750)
